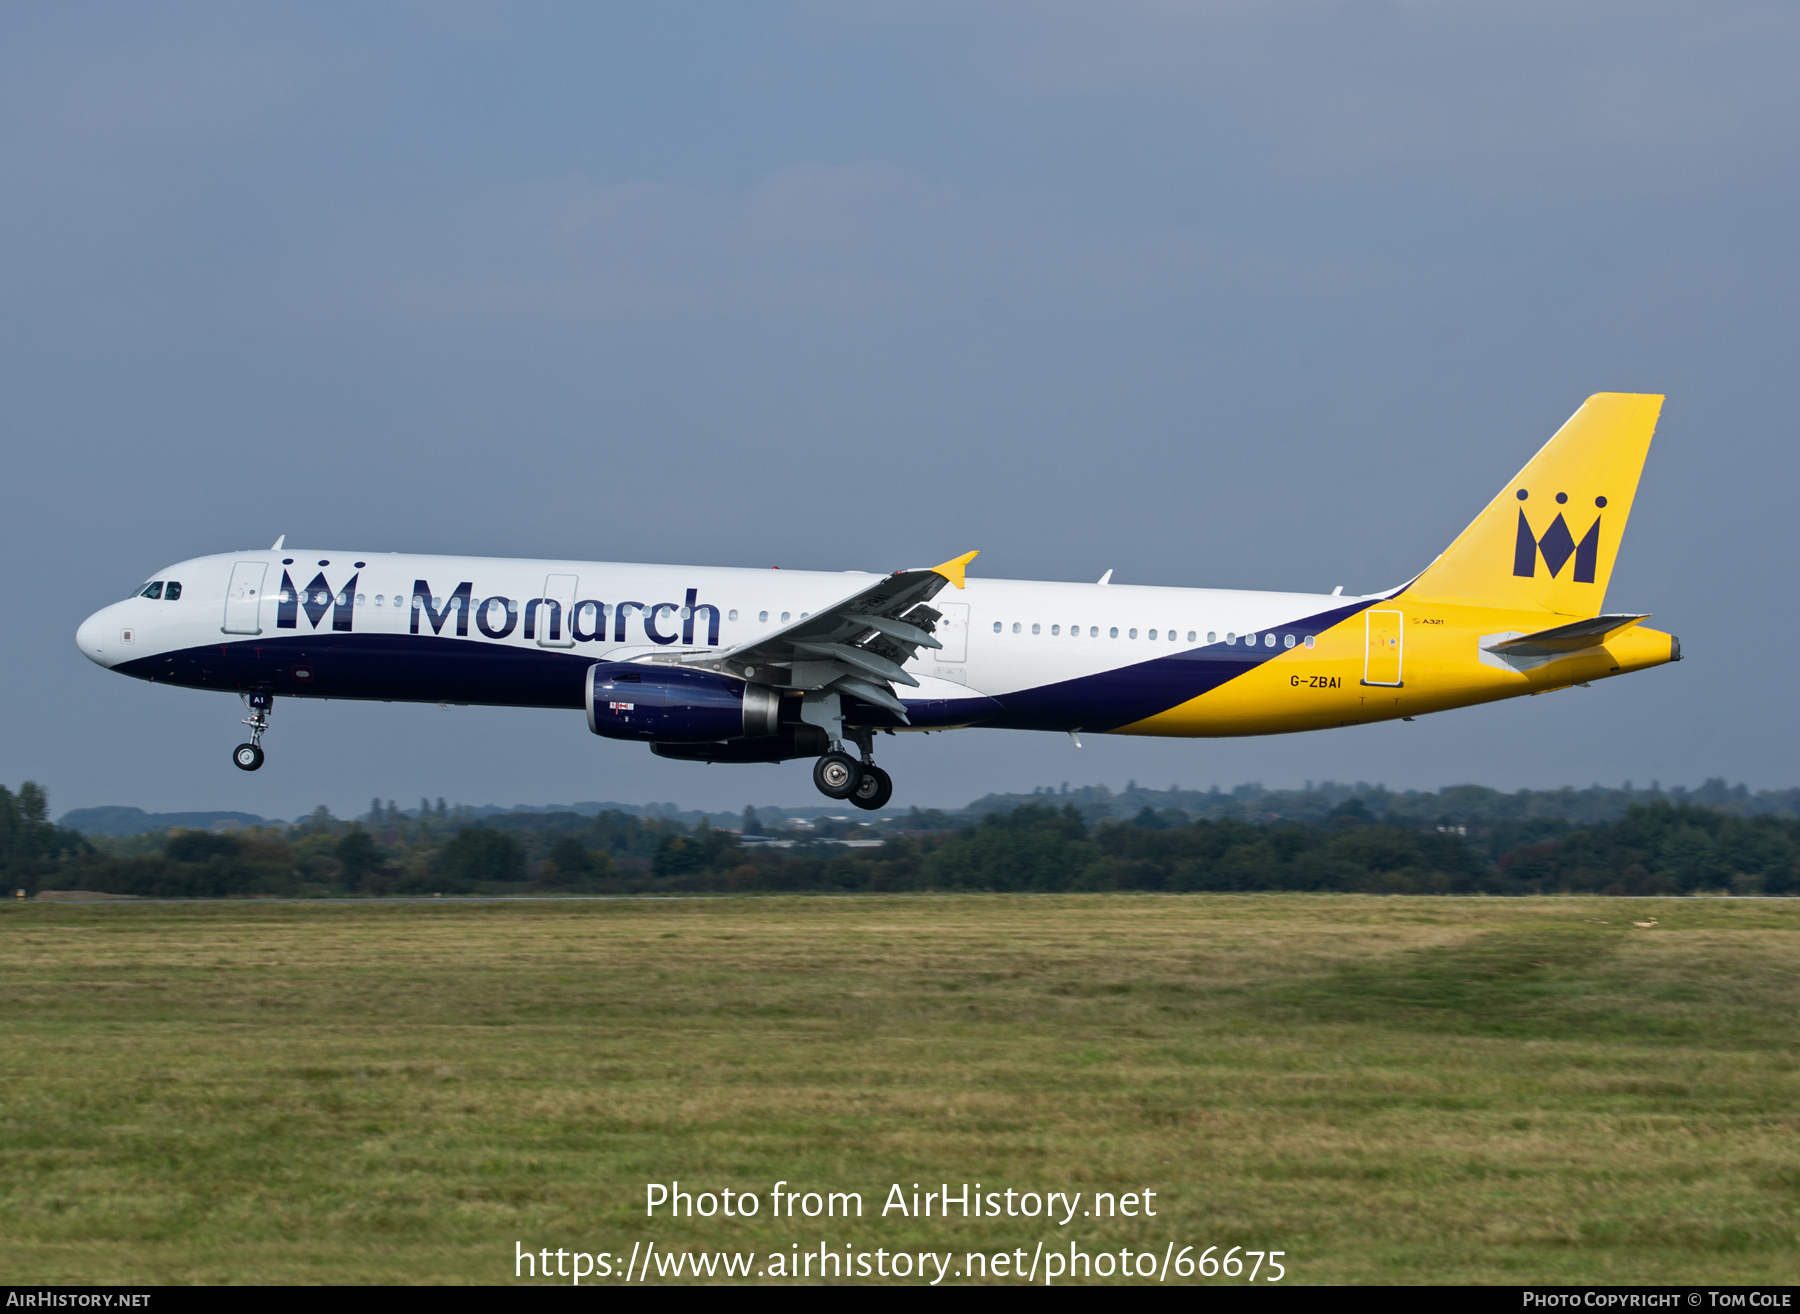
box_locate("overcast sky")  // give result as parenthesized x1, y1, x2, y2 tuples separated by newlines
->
(4, 2, 1797, 820)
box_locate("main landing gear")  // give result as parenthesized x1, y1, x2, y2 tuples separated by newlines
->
(812, 728, 894, 811)
(233, 693, 272, 772)
(813, 751, 860, 798)
(850, 763, 893, 812)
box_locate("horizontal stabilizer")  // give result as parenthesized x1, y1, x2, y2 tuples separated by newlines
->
(1485, 613, 1649, 656)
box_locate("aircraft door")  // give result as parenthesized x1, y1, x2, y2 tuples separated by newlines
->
(935, 602, 970, 663)
(538, 574, 578, 648)
(222, 562, 267, 635)
(1363, 610, 1403, 686)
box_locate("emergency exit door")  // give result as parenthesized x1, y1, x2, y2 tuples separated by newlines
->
(1363, 610, 1403, 686)
(934, 602, 970, 663)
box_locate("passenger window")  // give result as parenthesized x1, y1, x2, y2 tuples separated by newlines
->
(1128, 628, 1138, 639)
(1031, 623, 1040, 635)
(993, 622, 1002, 633)
(356, 593, 365, 605)
(1011, 622, 1020, 634)
(140, 582, 163, 599)
(1169, 630, 1177, 642)
(1206, 631, 1215, 643)
(1226, 633, 1236, 645)
(759, 611, 769, 623)
(1051, 625, 1061, 635)
(1089, 626, 1098, 637)
(781, 612, 790, 623)
(164, 582, 182, 600)
(728, 609, 738, 622)
(1265, 634, 1276, 647)
(1304, 635, 1315, 648)
(1284, 634, 1295, 648)
(1186, 631, 1195, 642)
(1148, 629, 1157, 640)
(1109, 627, 1119, 639)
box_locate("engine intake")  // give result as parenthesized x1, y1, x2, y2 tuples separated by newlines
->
(586, 662, 781, 743)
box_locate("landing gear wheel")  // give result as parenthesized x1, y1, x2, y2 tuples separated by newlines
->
(235, 694, 272, 772)
(813, 751, 863, 800)
(849, 764, 893, 811)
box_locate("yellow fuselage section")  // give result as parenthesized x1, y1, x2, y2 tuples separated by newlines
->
(1121, 602, 1677, 737)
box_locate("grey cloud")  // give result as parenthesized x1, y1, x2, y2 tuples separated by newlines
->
(229, 163, 1380, 331)
(912, 1, 1800, 196)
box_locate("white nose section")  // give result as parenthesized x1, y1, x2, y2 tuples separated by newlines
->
(76, 606, 121, 667)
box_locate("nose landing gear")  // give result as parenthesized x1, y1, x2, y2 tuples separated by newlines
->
(233, 693, 272, 771)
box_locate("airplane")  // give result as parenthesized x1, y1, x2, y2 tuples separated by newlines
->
(75, 393, 1679, 810)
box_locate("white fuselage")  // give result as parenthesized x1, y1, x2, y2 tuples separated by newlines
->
(76, 548, 1356, 720)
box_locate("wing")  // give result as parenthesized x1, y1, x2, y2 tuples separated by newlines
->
(649, 551, 978, 722)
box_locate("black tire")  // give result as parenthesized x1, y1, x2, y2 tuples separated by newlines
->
(233, 743, 265, 772)
(849, 764, 893, 811)
(812, 751, 863, 800)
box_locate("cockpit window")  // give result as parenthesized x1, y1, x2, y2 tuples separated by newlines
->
(164, 581, 182, 601)
(140, 582, 163, 599)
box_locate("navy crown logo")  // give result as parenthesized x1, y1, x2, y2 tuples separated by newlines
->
(1512, 489, 1607, 583)
(277, 567, 358, 631)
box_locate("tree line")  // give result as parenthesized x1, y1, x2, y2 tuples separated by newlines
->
(6, 781, 1798, 899)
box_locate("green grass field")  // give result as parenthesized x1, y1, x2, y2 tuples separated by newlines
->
(2, 894, 1797, 1284)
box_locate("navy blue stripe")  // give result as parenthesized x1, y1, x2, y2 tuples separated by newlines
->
(115, 633, 593, 708)
(985, 598, 1376, 732)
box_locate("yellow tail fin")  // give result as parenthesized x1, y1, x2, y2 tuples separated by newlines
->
(1408, 393, 1663, 614)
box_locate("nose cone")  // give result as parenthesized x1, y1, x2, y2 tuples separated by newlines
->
(76, 604, 123, 668)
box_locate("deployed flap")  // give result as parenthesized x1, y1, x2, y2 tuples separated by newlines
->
(1408, 393, 1663, 614)
(1485, 613, 1650, 655)
(647, 552, 980, 725)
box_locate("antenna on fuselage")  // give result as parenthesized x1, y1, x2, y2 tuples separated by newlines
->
(271, 535, 286, 550)
(1097, 570, 1113, 586)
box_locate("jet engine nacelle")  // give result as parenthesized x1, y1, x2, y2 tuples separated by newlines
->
(585, 662, 781, 743)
